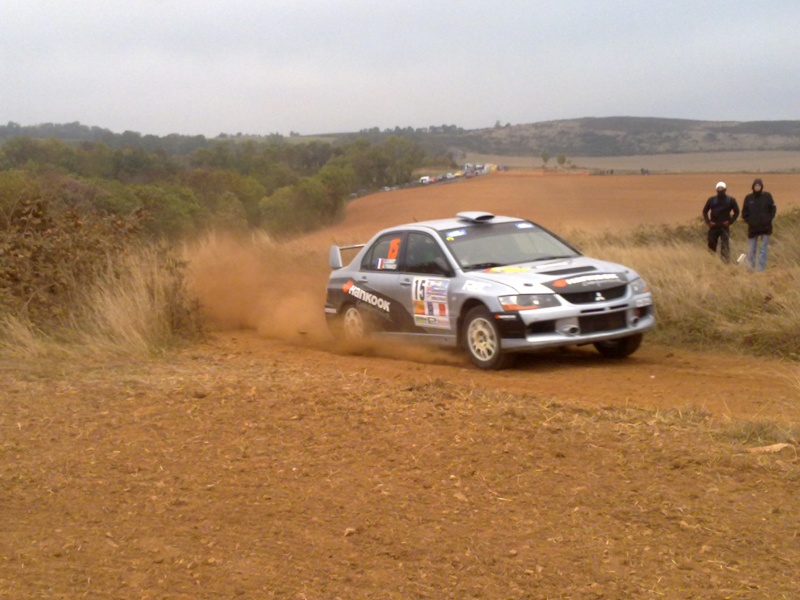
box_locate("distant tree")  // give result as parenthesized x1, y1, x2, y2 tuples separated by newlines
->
(259, 177, 329, 235)
(76, 141, 114, 178)
(379, 136, 425, 185)
(213, 191, 249, 230)
(178, 168, 265, 227)
(540, 151, 550, 167)
(129, 184, 202, 237)
(557, 153, 567, 168)
(315, 163, 356, 219)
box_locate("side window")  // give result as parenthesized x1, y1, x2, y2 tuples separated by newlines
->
(404, 232, 453, 276)
(361, 233, 403, 271)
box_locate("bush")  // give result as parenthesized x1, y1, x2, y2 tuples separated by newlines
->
(0, 184, 141, 327)
(0, 177, 203, 356)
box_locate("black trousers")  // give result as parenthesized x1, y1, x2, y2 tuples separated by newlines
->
(707, 226, 731, 263)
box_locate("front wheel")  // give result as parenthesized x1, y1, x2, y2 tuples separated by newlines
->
(593, 333, 643, 358)
(463, 306, 515, 370)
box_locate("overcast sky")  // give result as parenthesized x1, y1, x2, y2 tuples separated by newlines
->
(3, 1, 799, 137)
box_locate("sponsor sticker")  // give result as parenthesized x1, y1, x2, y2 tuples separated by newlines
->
(462, 280, 491, 292)
(376, 258, 397, 270)
(445, 229, 467, 240)
(485, 266, 531, 273)
(343, 280, 391, 312)
(550, 273, 622, 288)
(412, 277, 450, 329)
(515, 222, 534, 229)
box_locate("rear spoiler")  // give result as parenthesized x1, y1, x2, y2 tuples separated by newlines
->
(329, 244, 364, 269)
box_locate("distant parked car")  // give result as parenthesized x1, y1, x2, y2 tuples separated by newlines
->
(324, 211, 655, 369)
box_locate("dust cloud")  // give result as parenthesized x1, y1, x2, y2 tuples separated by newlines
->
(184, 231, 329, 342)
(183, 231, 465, 366)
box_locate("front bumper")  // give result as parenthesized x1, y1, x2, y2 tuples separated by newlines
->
(495, 296, 655, 352)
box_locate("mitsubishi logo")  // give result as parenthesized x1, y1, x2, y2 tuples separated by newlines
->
(594, 291, 606, 302)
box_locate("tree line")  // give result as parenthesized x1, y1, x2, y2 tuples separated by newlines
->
(0, 133, 439, 238)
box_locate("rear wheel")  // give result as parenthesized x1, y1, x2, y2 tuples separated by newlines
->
(463, 306, 515, 370)
(593, 333, 643, 358)
(341, 304, 368, 340)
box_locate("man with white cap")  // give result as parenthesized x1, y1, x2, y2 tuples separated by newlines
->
(702, 181, 740, 263)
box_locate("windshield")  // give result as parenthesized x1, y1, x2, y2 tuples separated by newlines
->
(440, 221, 581, 270)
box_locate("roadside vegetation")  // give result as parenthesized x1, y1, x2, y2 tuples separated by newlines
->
(0, 132, 444, 357)
(570, 208, 800, 358)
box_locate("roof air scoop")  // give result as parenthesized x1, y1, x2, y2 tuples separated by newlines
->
(457, 211, 495, 223)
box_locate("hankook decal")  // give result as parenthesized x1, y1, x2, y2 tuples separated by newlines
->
(343, 280, 391, 312)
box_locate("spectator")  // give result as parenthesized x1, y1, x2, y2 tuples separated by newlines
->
(702, 182, 740, 263)
(742, 178, 777, 271)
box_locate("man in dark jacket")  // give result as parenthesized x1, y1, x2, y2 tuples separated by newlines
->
(702, 181, 740, 263)
(742, 178, 776, 271)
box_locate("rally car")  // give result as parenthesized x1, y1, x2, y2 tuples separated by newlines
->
(324, 211, 655, 369)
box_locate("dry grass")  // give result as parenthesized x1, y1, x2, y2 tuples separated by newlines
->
(0, 244, 202, 359)
(571, 218, 800, 358)
(73, 246, 202, 354)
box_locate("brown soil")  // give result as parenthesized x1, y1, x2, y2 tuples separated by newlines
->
(3, 171, 800, 598)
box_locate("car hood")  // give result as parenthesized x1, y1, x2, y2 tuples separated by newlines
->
(466, 256, 636, 294)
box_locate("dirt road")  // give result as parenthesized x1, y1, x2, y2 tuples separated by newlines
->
(4, 329, 799, 599)
(223, 328, 800, 424)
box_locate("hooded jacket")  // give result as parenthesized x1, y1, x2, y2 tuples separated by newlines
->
(742, 178, 776, 237)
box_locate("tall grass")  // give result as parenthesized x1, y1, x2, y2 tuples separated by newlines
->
(574, 208, 800, 358)
(73, 245, 203, 354)
(0, 244, 203, 358)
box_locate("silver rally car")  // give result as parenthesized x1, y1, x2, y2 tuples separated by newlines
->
(325, 211, 655, 369)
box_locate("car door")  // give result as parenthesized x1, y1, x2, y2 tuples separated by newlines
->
(350, 231, 415, 332)
(401, 232, 458, 333)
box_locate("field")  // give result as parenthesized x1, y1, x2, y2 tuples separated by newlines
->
(464, 150, 800, 174)
(3, 171, 800, 598)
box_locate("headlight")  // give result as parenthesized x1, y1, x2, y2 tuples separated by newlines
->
(630, 277, 650, 294)
(498, 294, 561, 311)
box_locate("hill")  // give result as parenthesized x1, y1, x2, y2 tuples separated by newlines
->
(6, 117, 800, 159)
(337, 117, 800, 158)
(458, 117, 800, 156)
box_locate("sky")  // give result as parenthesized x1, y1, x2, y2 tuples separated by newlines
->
(3, 0, 799, 138)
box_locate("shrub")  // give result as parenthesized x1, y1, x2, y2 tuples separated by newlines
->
(0, 176, 203, 356)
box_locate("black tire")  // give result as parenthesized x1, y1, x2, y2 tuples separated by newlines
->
(340, 304, 369, 341)
(462, 306, 515, 370)
(593, 333, 643, 358)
